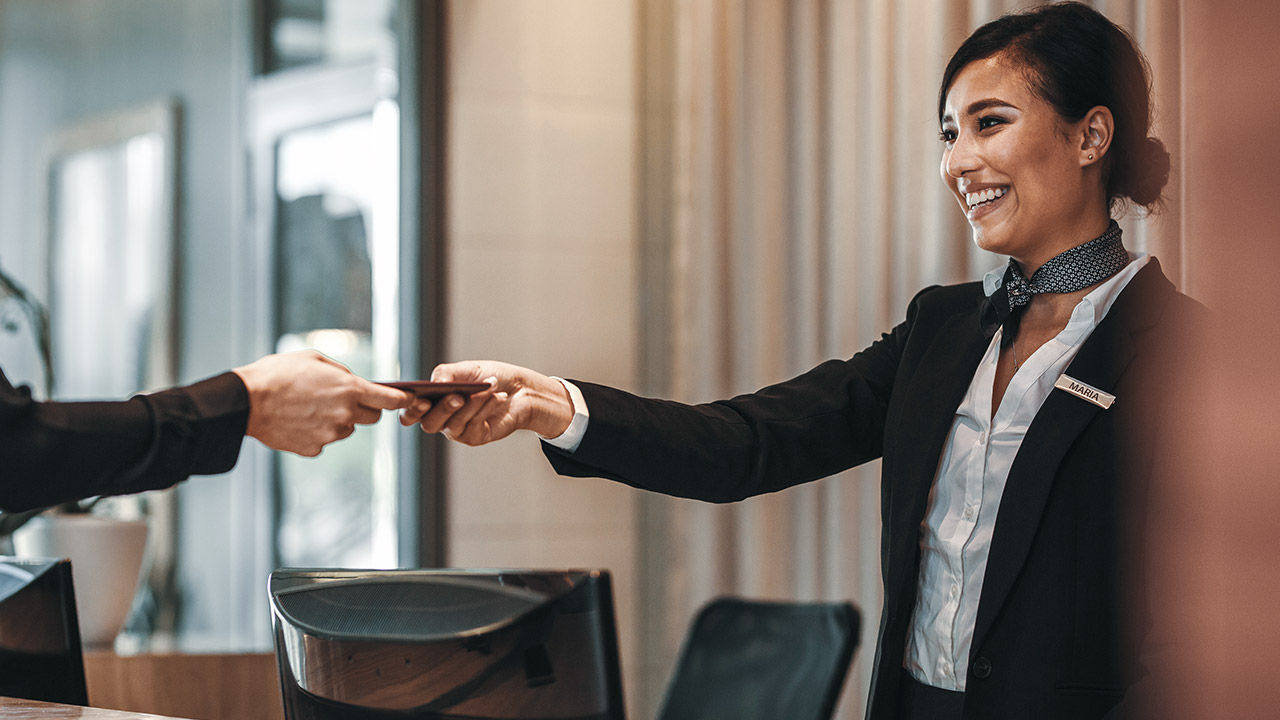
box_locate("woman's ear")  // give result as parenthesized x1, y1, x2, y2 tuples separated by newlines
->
(1081, 105, 1114, 165)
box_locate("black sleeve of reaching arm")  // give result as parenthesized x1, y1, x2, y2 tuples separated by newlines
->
(539, 292, 928, 503)
(0, 368, 251, 512)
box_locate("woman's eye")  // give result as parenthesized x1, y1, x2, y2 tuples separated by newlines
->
(978, 116, 1004, 130)
(939, 129, 957, 143)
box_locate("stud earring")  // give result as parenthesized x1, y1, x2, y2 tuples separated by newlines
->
(1088, 153, 1094, 160)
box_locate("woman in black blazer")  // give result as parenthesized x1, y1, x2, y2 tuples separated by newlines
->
(408, 4, 1203, 718)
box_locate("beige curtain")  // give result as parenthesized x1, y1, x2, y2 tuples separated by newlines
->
(633, 1, 1181, 717)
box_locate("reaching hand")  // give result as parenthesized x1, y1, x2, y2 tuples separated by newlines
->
(399, 360, 573, 446)
(233, 350, 414, 456)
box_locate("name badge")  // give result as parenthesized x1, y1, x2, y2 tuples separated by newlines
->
(1054, 374, 1116, 410)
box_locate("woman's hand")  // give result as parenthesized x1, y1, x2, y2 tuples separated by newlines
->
(234, 350, 415, 457)
(400, 361, 573, 446)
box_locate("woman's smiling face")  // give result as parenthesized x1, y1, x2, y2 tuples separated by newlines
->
(940, 53, 1101, 270)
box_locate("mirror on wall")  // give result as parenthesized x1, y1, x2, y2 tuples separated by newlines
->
(44, 100, 178, 401)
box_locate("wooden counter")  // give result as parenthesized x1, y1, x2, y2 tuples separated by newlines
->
(82, 651, 282, 720)
(0, 696, 190, 718)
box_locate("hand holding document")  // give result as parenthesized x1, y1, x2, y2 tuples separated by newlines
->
(233, 350, 415, 457)
(400, 360, 574, 447)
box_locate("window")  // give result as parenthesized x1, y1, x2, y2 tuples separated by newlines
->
(252, 62, 402, 574)
(174, 1, 443, 650)
(271, 109, 401, 568)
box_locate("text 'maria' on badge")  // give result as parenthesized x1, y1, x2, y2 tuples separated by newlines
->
(1054, 374, 1116, 410)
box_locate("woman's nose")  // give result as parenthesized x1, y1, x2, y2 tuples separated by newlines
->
(944, 134, 979, 179)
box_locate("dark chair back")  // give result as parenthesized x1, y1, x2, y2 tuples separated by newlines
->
(657, 597, 859, 720)
(270, 568, 626, 720)
(0, 556, 88, 705)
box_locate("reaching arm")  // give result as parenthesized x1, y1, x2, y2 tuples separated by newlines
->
(405, 322, 910, 503)
(0, 369, 249, 511)
(0, 350, 414, 512)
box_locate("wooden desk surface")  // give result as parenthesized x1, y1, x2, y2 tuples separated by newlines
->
(0, 696, 190, 719)
(82, 651, 282, 720)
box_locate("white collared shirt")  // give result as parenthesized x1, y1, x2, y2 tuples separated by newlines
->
(903, 252, 1149, 690)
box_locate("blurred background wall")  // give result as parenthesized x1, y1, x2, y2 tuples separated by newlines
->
(443, 0, 643, 710)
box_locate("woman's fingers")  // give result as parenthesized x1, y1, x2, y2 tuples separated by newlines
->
(453, 392, 513, 446)
(418, 394, 468, 434)
(417, 389, 515, 447)
(405, 361, 561, 446)
(441, 377, 498, 436)
(431, 361, 492, 384)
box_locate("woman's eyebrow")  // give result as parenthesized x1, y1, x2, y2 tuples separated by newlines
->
(965, 98, 1019, 115)
(941, 97, 1020, 126)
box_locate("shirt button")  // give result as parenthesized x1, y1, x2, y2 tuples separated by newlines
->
(940, 661, 952, 676)
(972, 657, 993, 679)
(950, 584, 959, 598)
(978, 431, 988, 444)
(963, 506, 975, 519)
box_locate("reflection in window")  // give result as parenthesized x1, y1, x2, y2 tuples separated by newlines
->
(262, 0, 397, 74)
(273, 108, 399, 569)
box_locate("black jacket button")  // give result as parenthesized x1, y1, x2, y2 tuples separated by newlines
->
(972, 657, 992, 679)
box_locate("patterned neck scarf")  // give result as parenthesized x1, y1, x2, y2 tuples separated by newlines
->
(980, 220, 1129, 345)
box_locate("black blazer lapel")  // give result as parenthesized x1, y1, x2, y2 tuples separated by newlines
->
(970, 260, 1174, 652)
(885, 300, 991, 611)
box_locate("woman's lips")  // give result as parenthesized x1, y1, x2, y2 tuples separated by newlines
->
(965, 187, 1008, 221)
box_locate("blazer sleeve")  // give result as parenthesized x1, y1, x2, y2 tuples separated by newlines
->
(540, 290, 928, 503)
(0, 368, 251, 512)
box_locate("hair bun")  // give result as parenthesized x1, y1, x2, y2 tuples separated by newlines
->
(1127, 136, 1171, 211)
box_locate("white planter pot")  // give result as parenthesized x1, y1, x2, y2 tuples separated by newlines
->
(12, 515, 149, 647)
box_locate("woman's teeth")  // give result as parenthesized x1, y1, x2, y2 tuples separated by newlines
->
(965, 187, 1006, 208)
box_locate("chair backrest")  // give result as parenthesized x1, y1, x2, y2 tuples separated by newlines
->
(657, 597, 860, 720)
(0, 556, 88, 705)
(270, 568, 626, 720)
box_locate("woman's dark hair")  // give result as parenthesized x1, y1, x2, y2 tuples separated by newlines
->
(938, 2, 1169, 214)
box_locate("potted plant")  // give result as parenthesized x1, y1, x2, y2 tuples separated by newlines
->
(0, 261, 150, 648)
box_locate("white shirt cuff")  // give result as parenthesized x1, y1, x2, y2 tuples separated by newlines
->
(539, 377, 589, 453)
